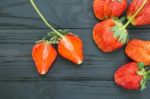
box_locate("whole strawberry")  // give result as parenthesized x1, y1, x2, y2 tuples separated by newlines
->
(127, 0, 150, 26)
(32, 42, 57, 75)
(125, 39, 150, 66)
(114, 62, 150, 90)
(93, 0, 127, 20)
(93, 18, 128, 52)
(93, 0, 147, 52)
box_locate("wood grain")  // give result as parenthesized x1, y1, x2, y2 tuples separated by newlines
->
(0, 81, 150, 99)
(0, 0, 149, 29)
(0, 0, 150, 99)
(0, 29, 150, 80)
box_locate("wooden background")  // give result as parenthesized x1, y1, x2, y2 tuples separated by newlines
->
(0, 0, 150, 99)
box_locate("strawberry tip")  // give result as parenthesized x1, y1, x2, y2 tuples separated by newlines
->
(40, 70, 47, 75)
(77, 60, 83, 65)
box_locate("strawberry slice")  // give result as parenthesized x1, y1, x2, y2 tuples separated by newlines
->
(58, 33, 83, 64)
(32, 42, 57, 75)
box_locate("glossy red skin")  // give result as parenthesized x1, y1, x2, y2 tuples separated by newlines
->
(58, 33, 83, 64)
(125, 39, 150, 66)
(93, 0, 127, 20)
(32, 42, 57, 75)
(127, 0, 150, 26)
(93, 19, 123, 52)
(114, 62, 142, 90)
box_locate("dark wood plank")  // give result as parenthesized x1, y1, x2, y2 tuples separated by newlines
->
(0, 29, 150, 80)
(0, 81, 150, 99)
(0, 0, 149, 29)
(0, 0, 150, 99)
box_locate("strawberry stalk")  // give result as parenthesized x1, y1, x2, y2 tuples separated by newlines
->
(121, 0, 147, 29)
(30, 0, 64, 38)
(111, 0, 147, 45)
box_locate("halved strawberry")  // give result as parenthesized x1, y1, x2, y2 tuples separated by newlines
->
(93, 18, 128, 52)
(30, 0, 84, 71)
(32, 42, 57, 75)
(93, 0, 127, 20)
(127, 0, 150, 26)
(58, 33, 83, 64)
(114, 62, 150, 91)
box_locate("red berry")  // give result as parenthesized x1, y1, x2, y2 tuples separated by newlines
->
(58, 33, 83, 64)
(114, 62, 142, 90)
(125, 39, 150, 66)
(93, 0, 127, 20)
(127, 0, 150, 26)
(32, 42, 57, 75)
(114, 62, 150, 91)
(93, 19, 128, 52)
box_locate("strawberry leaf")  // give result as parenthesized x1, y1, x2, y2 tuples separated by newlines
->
(146, 74, 150, 80)
(120, 17, 126, 22)
(111, 20, 128, 44)
(47, 31, 60, 44)
(46, 29, 69, 44)
(140, 76, 147, 91)
(138, 62, 145, 70)
(57, 29, 69, 34)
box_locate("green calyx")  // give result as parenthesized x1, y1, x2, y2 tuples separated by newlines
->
(30, 0, 65, 39)
(137, 62, 150, 91)
(39, 29, 69, 44)
(30, 0, 70, 44)
(111, 18, 128, 44)
(111, 0, 147, 44)
(47, 29, 69, 44)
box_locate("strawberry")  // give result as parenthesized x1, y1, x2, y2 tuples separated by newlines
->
(114, 62, 150, 90)
(93, 0, 147, 52)
(93, 0, 127, 20)
(58, 33, 83, 64)
(30, 0, 84, 66)
(93, 18, 128, 52)
(125, 39, 150, 66)
(127, 0, 150, 26)
(32, 42, 57, 75)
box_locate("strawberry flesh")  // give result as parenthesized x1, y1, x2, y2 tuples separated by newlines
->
(58, 33, 83, 64)
(32, 42, 57, 75)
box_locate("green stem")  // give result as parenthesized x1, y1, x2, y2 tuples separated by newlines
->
(30, 0, 64, 38)
(146, 70, 150, 75)
(144, 70, 150, 80)
(121, 0, 147, 29)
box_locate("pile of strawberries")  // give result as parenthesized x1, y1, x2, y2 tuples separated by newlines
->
(93, 0, 150, 90)
(30, 0, 150, 91)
